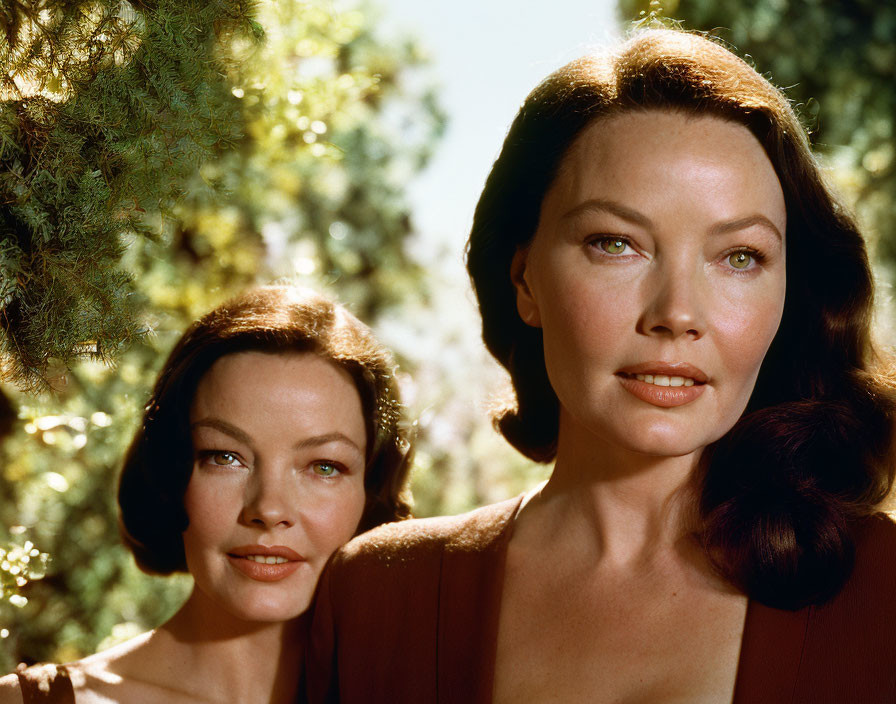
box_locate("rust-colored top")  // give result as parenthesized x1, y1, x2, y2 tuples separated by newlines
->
(15, 664, 75, 704)
(307, 496, 896, 703)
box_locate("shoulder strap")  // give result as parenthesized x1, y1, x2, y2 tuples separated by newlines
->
(15, 664, 76, 704)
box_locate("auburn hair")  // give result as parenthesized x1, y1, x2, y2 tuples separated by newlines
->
(465, 28, 895, 609)
(119, 286, 413, 574)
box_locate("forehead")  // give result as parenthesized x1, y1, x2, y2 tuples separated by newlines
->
(190, 351, 366, 443)
(541, 110, 786, 231)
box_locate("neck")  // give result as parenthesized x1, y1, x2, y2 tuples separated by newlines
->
(156, 588, 305, 704)
(531, 414, 705, 568)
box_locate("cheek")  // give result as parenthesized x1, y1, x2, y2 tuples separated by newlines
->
(713, 283, 786, 381)
(303, 480, 367, 553)
(538, 272, 633, 358)
(182, 478, 240, 550)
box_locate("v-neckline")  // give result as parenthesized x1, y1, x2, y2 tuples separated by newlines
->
(434, 493, 809, 704)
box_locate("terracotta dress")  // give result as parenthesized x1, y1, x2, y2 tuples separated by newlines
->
(12, 664, 74, 704)
(306, 496, 896, 703)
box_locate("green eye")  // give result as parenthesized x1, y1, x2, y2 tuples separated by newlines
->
(600, 238, 628, 254)
(312, 462, 339, 477)
(728, 251, 753, 269)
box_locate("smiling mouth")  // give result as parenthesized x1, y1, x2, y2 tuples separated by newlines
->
(616, 372, 707, 408)
(225, 545, 305, 582)
(622, 373, 702, 388)
(243, 555, 291, 565)
(226, 554, 304, 582)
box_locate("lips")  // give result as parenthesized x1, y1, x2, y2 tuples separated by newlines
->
(616, 361, 708, 408)
(226, 545, 305, 582)
(616, 361, 708, 384)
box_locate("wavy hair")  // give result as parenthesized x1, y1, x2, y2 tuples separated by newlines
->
(465, 28, 895, 609)
(119, 286, 413, 574)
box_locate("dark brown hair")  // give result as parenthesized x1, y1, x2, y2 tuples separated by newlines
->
(118, 286, 413, 574)
(466, 28, 896, 609)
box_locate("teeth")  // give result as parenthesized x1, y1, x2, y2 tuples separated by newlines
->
(245, 555, 289, 564)
(634, 374, 696, 387)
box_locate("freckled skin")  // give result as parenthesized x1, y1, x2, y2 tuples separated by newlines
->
(0, 350, 370, 703)
(494, 111, 787, 704)
(514, 111, 787, 458)
(183, 351, 368, 623)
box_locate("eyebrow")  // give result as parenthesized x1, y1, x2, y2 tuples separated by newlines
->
(562, 198, 783, 242)
(709, 214, 783, 242)
(191, 419, 364, 456)
(562, 198, 651, 227)
(191, 418, 252, 446)
(294, 432, 364, 456)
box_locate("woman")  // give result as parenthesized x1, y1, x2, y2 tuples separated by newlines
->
(1, 285, 413, 703)
(306, 28, 896, 703)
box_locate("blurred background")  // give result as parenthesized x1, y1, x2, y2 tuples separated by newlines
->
(1, 0, 893, 668)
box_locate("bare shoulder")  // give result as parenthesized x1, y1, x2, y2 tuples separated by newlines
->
(67, 630, 212, 704)
(66, 631, 155, 702)
(0, 672, 22, 704)
(0, 631, 182, 704)
(73, 629, 154, 672)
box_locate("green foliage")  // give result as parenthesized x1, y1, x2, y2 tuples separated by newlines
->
(1, 0, 253, 391)
(618, 0, 896, 266)
(0, 540, 49, 607)
(1, 0, 444, 670)
(0, 370, 192, 667)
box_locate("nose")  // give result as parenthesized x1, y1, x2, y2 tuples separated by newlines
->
(637, 262, 706, 340)
(239, 465, 296, 529)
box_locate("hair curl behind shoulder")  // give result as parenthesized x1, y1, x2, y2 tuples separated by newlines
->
(118, 286, 413, 575)
(466, 28, 896, 609)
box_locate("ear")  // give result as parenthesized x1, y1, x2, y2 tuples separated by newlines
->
(510, 246, 542, 328)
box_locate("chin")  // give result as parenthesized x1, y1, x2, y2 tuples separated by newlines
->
(625, 437, 706, 459)
(215, 588, 312, 623)
(228, 599, 310, 623)
(602, 417, 719, 459)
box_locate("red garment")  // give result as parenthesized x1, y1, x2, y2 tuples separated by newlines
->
(14, 664, 75, 704)
(307, 496, 896, 703)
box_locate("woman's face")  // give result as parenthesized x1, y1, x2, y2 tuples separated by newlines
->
(513, 110, 787, 459)
(183, 350, 367, 623)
